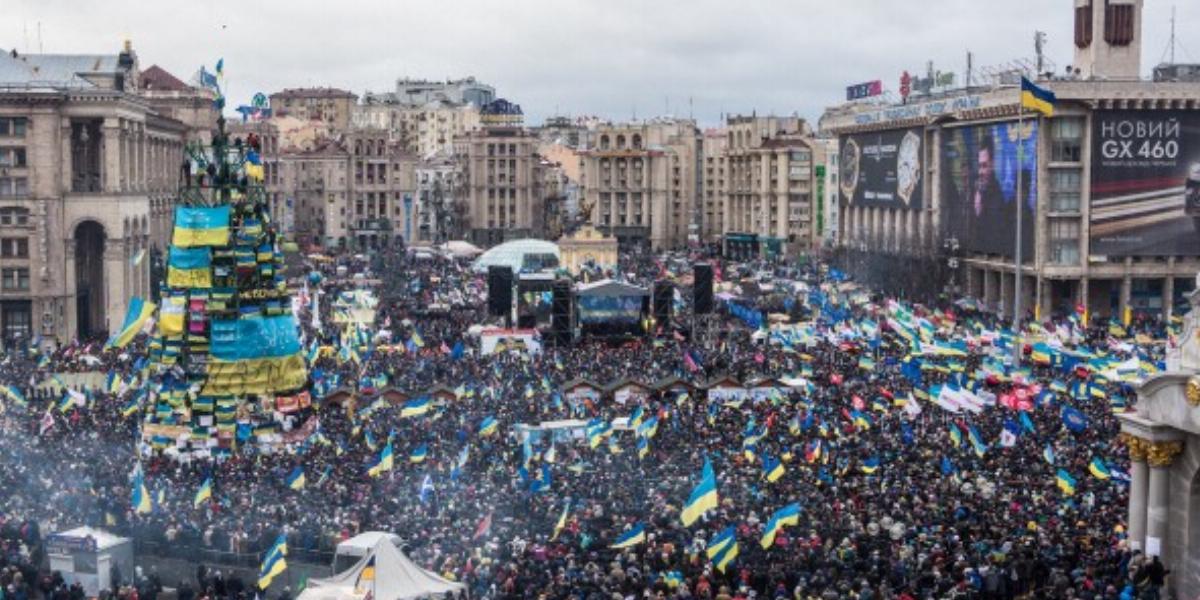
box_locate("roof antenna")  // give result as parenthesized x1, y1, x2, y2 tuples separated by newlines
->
(37, 21, 42, 54)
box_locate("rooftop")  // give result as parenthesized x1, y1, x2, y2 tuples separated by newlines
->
(140, 65, 190, 92)
(0, 49, 121, 89)
(271, 87, 357, 99)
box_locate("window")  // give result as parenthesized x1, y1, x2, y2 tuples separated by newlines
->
(1049, 169, 1082, 212)
(0, 118, 27, 137)
(1049, 219, 1080, 265)
(0, 238, 28, 258)
(1104, 1, 1134, 46)
(1075, 2, 1093, 48)
(0, 207, 29, 225)
(0, 148, 26, 168)
(1, 268, 29, 291)
(1050, 118, 1084, 162)
(0, 178, 28, 198)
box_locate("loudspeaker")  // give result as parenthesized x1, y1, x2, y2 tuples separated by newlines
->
(488, 266, 513, 317)
(693, 264, 714, 314)
(551, 279, 572, 345)
(653, 280, 674, 331)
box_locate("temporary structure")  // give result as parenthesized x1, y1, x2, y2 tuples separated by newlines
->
(299, 537, 465, 600)
(439, 240, 483, 258)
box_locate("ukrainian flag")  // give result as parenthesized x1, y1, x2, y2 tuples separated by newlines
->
(629, 406, 645, 427)
(257, 534, 288, 589)
(680, 458, 718, 526)
(1056, 469, 1077, 495)
(551, 501, 571, 540)
(706, 525, 736, 559)
(610, 523, 646, 549)
(131, 466, 152, 514)
(410, 444, 428, 463)
(763, 454, 786, 483)
(173, 205, 231, 247)
(967, 424, 988, 457)
(401, 397, 431, 418)
(662, 571, 683, 588)
(105, 297, 156, 350)
(1088, 457, 1112, 480)
(712, 539, 739, 573)
(286, 467, 306, 490)
(367, 442, 394, 477)
(1020, 76, 1056, 117)
(166, 246, 213, 289)
(637, 416, 659, 439)
(478, 416, 498, 436)
(194, 477, 212, 508)
(860, 456, 881, 475)
(1, 385, 27, 408)
(760, 502, 801, 549)
(121, 399, 141, 418)
(637, 437, 649, 459)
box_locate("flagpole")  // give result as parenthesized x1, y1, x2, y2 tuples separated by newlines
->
(1012, 94, 1024, 367)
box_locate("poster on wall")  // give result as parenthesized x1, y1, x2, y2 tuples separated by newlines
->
(1090, 110, 1200, 257)
(838, 128, 924, 209)
(940, 121, 1038, 258)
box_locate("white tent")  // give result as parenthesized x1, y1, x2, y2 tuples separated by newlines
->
(439, 240, 483, 258)
(299, 538, 465, 600)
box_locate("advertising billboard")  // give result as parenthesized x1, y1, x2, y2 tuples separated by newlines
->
(1090, 110, 1200, 257)
(838, 128, 924, 209)
(941, 121, 1038, 258)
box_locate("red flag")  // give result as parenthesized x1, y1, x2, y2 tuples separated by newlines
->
(473, 511, 493, 540)
(830, 373, 843, 386)
(851, 395, 865, 411)
(683, 351, 699, 373)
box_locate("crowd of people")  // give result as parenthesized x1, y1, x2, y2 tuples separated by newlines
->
(0, 244, 1179, 599)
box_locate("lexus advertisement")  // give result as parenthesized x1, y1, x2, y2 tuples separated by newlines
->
(1090, 110, 1200, 257)
(838, 128, 925, 209)
(940, 121, 1038, 259)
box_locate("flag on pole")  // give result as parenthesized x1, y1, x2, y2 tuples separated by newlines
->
(257, 534, 288, 589)
(610, 523, 646, 549)
(680, 458, 718, 526)
(1020, 76, 1056, 117)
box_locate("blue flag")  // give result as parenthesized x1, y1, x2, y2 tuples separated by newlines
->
(1061, 405, 1088, 433)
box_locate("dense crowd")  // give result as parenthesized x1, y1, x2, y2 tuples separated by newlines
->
(0, 246, 1178, 599)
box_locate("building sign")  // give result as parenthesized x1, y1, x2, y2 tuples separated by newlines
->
(1090, 110, 1200, 257)
(850, 95, 984, 126)
(46, 534, 98, 555)
(846, 80, 883, 101)
(838, 128, 924, 209)
(940, 121, 1038, 258)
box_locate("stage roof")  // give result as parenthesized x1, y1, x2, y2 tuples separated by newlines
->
(574, 279, 649, 298)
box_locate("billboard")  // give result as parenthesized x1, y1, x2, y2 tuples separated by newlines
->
(941, 121, 1038, 258)
(1090, 110, 1200, 257)
(838, 128, 924, 209)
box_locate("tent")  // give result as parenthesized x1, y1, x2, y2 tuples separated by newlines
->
(439, 240, 483, 258)
(299, 537, 465, 600)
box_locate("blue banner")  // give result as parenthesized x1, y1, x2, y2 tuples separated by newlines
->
(211, 316, 301, 360)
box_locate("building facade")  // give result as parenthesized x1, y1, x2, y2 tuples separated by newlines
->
(700, 129, 728, 244)
(269, 88, 358, 130)
(577, 119, 700, 251)
(0, 44, 196, 347)
(720, 116, 823, 257)
(456, 99, 546, 247)
(820, 0, 1200, 320)
(363, 77, 495, 108)
(414, 157, 462, 244)
(353, 100, 481, 158)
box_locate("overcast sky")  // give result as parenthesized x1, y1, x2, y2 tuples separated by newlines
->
(5, 0, 1198, 127)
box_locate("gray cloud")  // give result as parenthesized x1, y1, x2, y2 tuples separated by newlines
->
(5, 0, 1196, 126)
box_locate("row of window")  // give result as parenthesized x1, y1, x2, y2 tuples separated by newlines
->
(0, 207, 30, 225)
(0, 238, 28, 258)
(0, 178, 29, 198)
(0, 118, 27, 137)
(1, 268, 29, 291)
(0, 147, 27, 168)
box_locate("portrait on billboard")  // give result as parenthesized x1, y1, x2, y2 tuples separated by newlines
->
(941, 121, 1037, 258)
(1090, 110, 1200, 257)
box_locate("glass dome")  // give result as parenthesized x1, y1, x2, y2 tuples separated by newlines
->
(471, 239, 560, 274)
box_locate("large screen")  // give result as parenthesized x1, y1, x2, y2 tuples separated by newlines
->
(941, 121, 1038, 258)
(838, 128, 924, 209)
(577, 296, 643, 324)
(1090, 110, 1200, 257)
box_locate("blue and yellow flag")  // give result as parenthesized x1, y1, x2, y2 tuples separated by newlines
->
(478, 416, 498, 436)
(401, 397, 431, 418)
(1, 385, 27, 408)
(610, 523, 646, 549)
(1056, 468, 1077, 495)
(131, 465, 152, 514)
(1088, 457, 1111, 480)
(551, 501, 571, 541)
(763, 454, 785, 483)
(367, 442, 394, 477)
(194, 477, 212, 508)
(258, 534, 288, 590)
(681, 458, 718, 526)
(706, 525, 736, 559)
(860, 456, 881, 474)
(760, 502, 801, 549)
(1020, 76, 1056, 117)
(167, 246, 213, 288)
(173, 205, 231, 247)
(106, 297, 156, 350)
(410, 444, 428, 463)
(286, 467, 306, 490)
